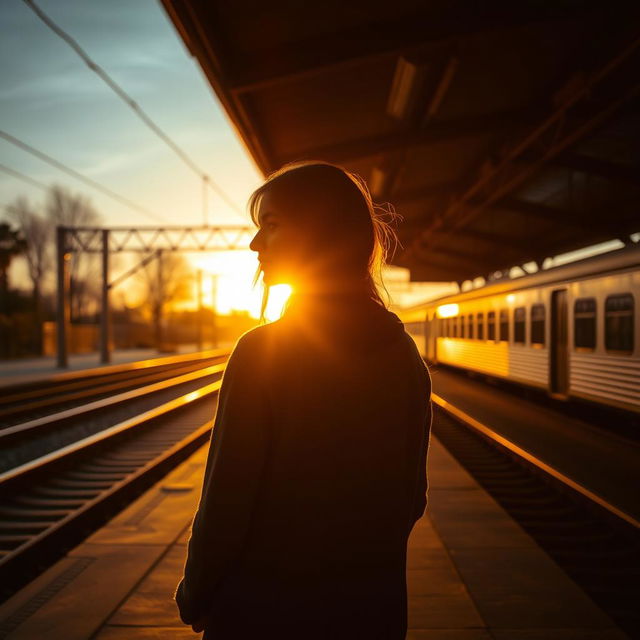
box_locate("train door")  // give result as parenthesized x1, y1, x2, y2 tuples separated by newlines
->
(550, 289, 569, 395)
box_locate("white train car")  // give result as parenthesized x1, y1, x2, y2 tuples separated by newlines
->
(397, 245, 640, 414)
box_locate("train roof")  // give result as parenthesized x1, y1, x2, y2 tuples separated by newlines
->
(162, 1, 640, 283)
(398, 243, 640, 311)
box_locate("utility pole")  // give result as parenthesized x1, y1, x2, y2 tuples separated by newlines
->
(196, 269, 203, 351)
(100, 229, 111, 364)
(211, 273, 218, 348)
(156, 249, 164, 351)
(54, 224, 254, 364)
(56, 226, 71, 368)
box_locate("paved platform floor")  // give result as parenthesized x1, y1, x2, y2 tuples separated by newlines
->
(0, 436, 628, 639)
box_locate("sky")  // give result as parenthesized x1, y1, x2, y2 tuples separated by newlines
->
(0, 0, 275, 314)
(4, 1, 619, 317)
(0, 0, 457, 316)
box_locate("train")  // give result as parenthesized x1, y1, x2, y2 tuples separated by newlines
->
(397, 244, 640, 414)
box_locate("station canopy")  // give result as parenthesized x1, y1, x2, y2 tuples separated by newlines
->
(161, 1, 640, 282)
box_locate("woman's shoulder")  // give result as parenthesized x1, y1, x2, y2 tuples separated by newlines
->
(230, 322, 280, 362)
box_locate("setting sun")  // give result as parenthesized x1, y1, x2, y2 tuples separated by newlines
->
(188, 251, 292, 320)
(264, 284, 293, 321)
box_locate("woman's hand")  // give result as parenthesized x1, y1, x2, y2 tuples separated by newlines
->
(191, 614, 208, 633)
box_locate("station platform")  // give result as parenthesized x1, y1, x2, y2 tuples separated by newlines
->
(0, 434, 628, 639)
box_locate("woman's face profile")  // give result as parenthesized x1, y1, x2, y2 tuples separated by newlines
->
(250, 188, 310, 287)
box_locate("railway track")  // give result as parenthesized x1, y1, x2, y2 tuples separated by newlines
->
(0, 354, 232, 602)
(431, 393, 640, 639)
(1, 360, 231, 474)
(2, 353, 638, 638)
(0, 350, 228, 428)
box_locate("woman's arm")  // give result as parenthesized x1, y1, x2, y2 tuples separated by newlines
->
(175, 331, 271, 625)
(411, 399, 432, 527)
(408, 365, 432, 533)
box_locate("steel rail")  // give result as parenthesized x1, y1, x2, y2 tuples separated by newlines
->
(0, 348, 231, 405)
(0, 376, 223, 593)
(431, 392, 640, 530)
(0, 363, 226, 444)
(0, 379, 221, 487)
(0, 355, 229, 425)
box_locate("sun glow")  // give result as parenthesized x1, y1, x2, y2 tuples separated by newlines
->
(186, 251, 292, 320)
(264, 284, 293, 321)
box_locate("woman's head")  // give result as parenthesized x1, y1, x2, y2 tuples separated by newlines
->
(248, 161, 399, 316)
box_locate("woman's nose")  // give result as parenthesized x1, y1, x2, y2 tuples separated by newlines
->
(249, 229, 262, 252)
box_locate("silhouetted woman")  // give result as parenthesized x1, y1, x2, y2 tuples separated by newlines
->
(175, 161, 432, 639)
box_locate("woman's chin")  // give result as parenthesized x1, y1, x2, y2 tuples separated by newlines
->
(264, 272, 289, 287)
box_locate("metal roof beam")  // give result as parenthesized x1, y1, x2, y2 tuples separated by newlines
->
(276, 109, 533, 166)
(400, 32, 640, 263)
(542, 151, 639, 185)
(393, 181, 460, 204)
(495, 197, 616, 234)
(226, 9, 607, 95)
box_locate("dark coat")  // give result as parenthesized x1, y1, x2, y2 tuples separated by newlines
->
(176, 295, 432, 639)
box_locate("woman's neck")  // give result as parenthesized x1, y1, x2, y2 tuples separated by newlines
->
(290, 274, 370, 297)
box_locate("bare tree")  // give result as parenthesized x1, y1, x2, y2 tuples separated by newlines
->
(6, 197, 53, 353)
(0, 221, 27, 314)
(46, 185, 103, 321)
(138, 250, 193, 350)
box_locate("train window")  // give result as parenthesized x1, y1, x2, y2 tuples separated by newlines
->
(574, 298, 596, 350)
(499, 310, 508, 341)
(477, 313, 485, 340)
(605, 294, 634, 353)
(460, 315, 466, 338)
(514, 307, 526, 343)
(530, 304, 545, 346)
(487, 311, 496, 341)
(467, 314, 474, 339)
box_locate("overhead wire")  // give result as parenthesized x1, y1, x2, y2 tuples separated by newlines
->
(0, 130, 170, 224)
(0, 162, 49, 192)
(22, 0, 247, 223)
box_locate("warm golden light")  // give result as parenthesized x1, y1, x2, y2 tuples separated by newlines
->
(190, 251, 261, 316)
(264, 284, 293, 321)
(506, 294, 516, 304)
(437, 303, 459, 318)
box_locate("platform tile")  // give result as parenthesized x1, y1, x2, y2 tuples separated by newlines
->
(427, 487, 537, 549)
(427, 438, 481, 490)
(0, 544, 164, 640)
(107, 546, 185, 627)
(450, 546, 617, 630)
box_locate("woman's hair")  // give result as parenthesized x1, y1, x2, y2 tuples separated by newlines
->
(248, 160, 401, 321)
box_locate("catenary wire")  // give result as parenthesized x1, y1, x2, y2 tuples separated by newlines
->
(22, 0, 247, 222)
(0, 163, 49, 192)
(0, 130, 170, 224)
